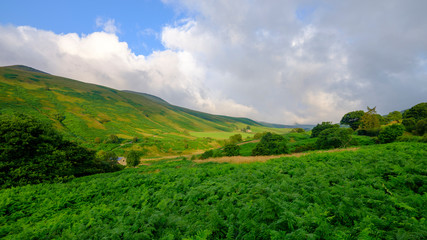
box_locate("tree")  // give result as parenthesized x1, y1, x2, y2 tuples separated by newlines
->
(415, 118, 427, 136)
(200, 150, 214, 160)
(126, 150, 141, 167)
(403, 102, 427, 121)
(402, 118, 416, 133)
(340, 110, 365, 130)
(223, 144, 240, 156)
(106, 134, 119, 143)
(252, 132, 289, 156)
(316, 128, 353, 149)
(0, 113, 117, 189)
(311, 122, 340, 138)
(378, 124, 405, 144)
(360, 107, 380, 130)
(385, 111, 403, 123)
(228, 134, 242, 144)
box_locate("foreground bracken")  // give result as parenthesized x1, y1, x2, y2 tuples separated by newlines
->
(1, 142, 426, 239)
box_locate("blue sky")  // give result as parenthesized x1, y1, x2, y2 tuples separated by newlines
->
(0, 1, 426, 124)
(1, 0, 178, 55)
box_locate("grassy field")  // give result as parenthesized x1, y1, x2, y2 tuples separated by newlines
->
(1, 142, 426, 239)
(190, 131, 254, 139)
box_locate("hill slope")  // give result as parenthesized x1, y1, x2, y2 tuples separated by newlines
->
(0, 66, 265, 149)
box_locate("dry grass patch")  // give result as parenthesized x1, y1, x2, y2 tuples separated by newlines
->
(194, 147, 360, 164)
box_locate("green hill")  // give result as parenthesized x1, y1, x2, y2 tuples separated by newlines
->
(0, 65, 287, 155)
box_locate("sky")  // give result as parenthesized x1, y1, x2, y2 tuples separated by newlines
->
(0, 0, 426, 125)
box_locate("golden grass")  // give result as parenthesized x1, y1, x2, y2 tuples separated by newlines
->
(194, 147, 360, 164)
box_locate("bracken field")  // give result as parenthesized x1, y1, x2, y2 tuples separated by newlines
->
(1, 142, 426, 239)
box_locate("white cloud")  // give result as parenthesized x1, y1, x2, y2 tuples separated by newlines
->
(1, 0, 427, 124)
(96, 17, 120, 34)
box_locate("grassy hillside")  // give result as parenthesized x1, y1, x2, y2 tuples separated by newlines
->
(0, 65, 284, 155)
(1, 142, 425, 239)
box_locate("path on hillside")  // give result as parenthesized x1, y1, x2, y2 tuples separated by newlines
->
(193, 147, 359, 164)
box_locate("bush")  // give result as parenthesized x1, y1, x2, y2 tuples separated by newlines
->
(311, 122, 340, 138)
(316, 128, 353, 149)
(378, 124, 405, 144)
(200, 150, 214, 160)
(223, 144, 240, 156)
(252, 132, 289, 156)
(126, 150, 141, 167)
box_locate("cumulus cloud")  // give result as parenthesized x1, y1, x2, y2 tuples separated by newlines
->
(1, 0, 427, 124)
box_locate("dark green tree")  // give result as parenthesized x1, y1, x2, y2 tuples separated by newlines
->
(200, 150, 214, 160)
(252, 132, 289, 156)
(126, 150, 141, 167)
(403, 102, 427, 121)
(402, 118, 416, 133)
(378, 124, 405, 144)
(228, 134, 243, 144)
(415, 118, 427, 136)
(0, 113, 115, 189)
(316, 128, 353, 149)
(340, 110, 365, 130)
(223, 143, 240, 156)
(311, 122, 340, 138)
(385, 111, 403, 123)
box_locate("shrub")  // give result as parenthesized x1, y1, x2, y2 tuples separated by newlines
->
(126, 150, 141, 167)
(378, 124, 405, 144)
(311, 122, 340, 138)
(252, 132, 289, 156)
(200, 150, 214, 160)
(105, 134, 119, 143)
(223, 144, 240, 156)
(316, 128, 353, 149)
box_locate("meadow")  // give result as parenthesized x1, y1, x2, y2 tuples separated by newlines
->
(1, 142, 426, 239)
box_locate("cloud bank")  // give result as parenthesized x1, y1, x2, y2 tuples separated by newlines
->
(1, 0, 427, 124)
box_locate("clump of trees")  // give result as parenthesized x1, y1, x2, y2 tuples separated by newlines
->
(340, 110, 364, 130)
(0, 113, 122, 189)
(252, 132, 289, 156)
(316, 128, 353, 149)
(223, 143, 240, 156)
(402, 102, 427, 135)
(311, 122, 339, 138)
(378, 124, 405, 144)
